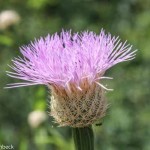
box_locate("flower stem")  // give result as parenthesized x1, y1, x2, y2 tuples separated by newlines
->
(72, 126, 94, 150)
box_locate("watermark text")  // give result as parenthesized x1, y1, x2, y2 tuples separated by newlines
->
(0, 144, 14, 149)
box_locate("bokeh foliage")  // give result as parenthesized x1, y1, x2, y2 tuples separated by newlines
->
(0, 0, 150, 150)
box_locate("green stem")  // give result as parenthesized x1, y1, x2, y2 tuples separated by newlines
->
(72, 126, 94, 150)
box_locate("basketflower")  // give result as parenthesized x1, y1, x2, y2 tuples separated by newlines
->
(6, 29, 137, 150)
(6, 30, 136, 128)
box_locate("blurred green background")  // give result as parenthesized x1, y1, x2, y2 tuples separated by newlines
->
(0, 0, 150, 150)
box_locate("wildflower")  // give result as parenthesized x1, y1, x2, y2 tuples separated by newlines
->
(6, 30, 137, 127)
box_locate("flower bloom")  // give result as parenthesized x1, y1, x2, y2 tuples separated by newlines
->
(6, 30, 136, 127)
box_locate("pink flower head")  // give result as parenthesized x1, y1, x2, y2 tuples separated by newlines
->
(6, 29, 137, 90)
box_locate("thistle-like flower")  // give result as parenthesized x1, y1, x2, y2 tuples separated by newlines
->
(6, 30, 137, 127)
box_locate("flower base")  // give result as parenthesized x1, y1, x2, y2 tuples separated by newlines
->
(50, 83, 107, 127)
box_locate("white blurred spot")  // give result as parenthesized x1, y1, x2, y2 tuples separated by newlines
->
(0, 10, 20, 30)
(28, 110, 47, 128)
